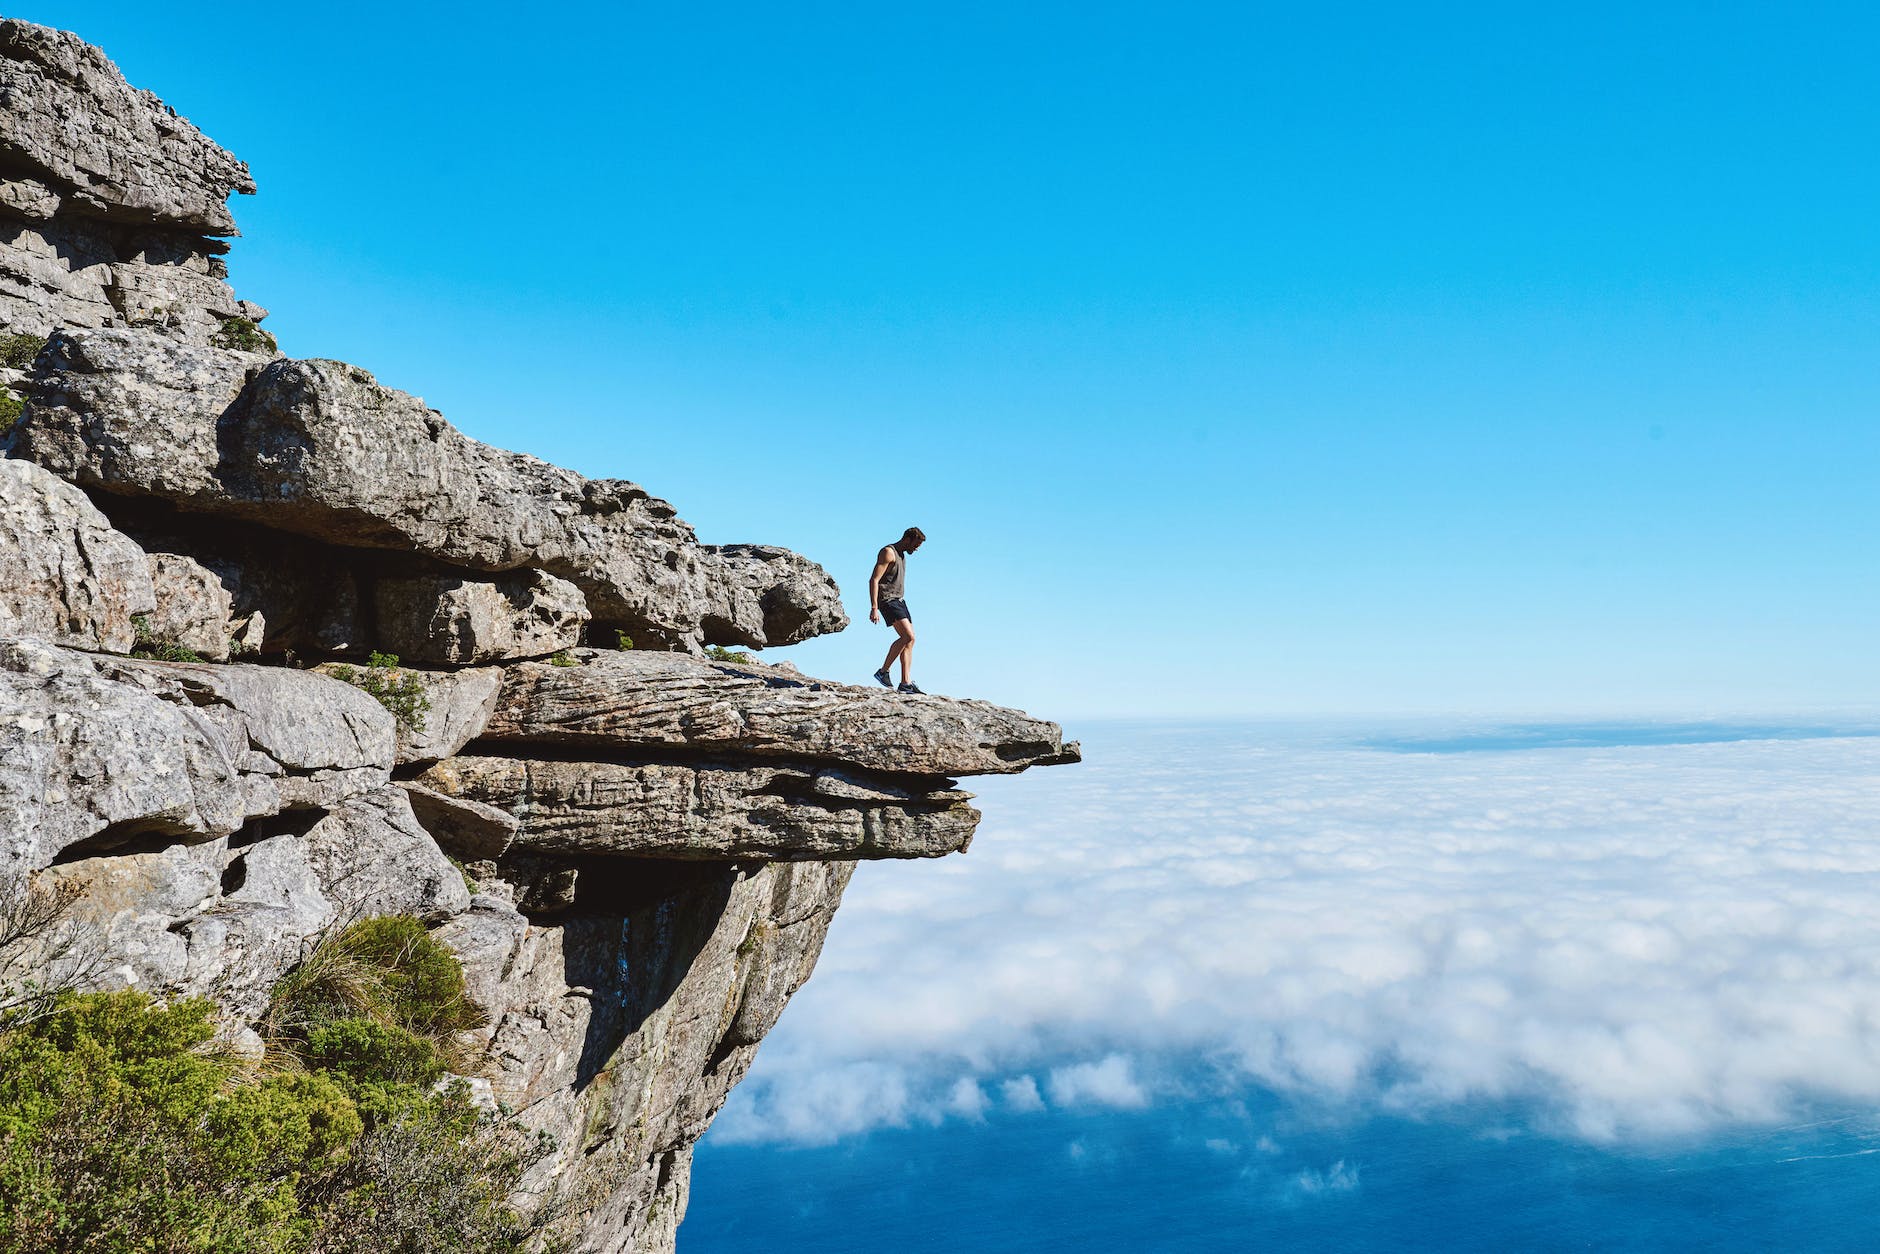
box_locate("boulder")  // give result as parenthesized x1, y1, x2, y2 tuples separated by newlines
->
(385, 665, 504, 766)
(401, 781, 518, 861)
(0, 639, 396, 876)
(415, 755, 977, 861)
(698, 544, 848, 647)
(0, 637, 245, 877)
(13, 329, 846, 649)
(143, 551, 234, 661)
(481, 651, 1081, 777)
(0, 19, 254, 234)
(0, 458, 154, 653)
(374, 567, 588, 665)
(41, 787, 472, 1021)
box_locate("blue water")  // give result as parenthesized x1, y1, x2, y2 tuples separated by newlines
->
(685, 1089, 1880, 1251)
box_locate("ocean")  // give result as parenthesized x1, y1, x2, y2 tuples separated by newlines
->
(681, 719, 1880, 1250)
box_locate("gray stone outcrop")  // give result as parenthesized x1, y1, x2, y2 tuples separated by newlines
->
(0, 20, 261, 341)
(416, 755, 978, 861)
(0, 18, 1077, 1254)
(0, 456, 154, 652)
(482, 650, 1080, 777)
(374, 567, 588, 665)
(11, 333, 846, 650)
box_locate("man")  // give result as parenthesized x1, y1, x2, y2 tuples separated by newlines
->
(869, 526, 926, 694)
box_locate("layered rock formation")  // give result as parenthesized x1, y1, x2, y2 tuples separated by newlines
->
(0, 19, 1077, 1253)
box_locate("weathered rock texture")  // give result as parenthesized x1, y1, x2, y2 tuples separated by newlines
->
(0, 19, 262, 341)
(0, 19, 1079, 1254)
(0, 456, 153, 652)
(11, 331, 847, 650)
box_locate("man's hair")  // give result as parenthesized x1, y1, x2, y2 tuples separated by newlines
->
(899, 526, 926, 546)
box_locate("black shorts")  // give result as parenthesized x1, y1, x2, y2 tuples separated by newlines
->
(879, 597, 911, 624)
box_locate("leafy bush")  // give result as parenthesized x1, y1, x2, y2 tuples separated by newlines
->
(0, 389, 19, 438)
(0, 993, 361, 1253)
(327, 652, 429, 734)
(130, 613, 206, 664)
(705, 644, 755, 664)
(0, 916, 548, 1252)
(0, 332, 44, 370)
(614, 630, 634, 650)
(549, 649, 579, 667)
(210, 316, 277, 354)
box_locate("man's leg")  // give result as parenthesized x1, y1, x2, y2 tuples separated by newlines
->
(878, 633, 905, 676)
(890, 619, 914, 683)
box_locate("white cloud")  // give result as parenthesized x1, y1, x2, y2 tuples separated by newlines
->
(944, 1077, 988, 1121)
(1291, 1160, 1361, 1197)
(1046, 1054, 1148, 1109)
(715, 723, 1880, 1147)
(1000, 1075, 1044, 1112)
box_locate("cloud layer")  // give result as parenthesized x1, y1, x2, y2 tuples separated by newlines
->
(713, 722, 1880, 1145)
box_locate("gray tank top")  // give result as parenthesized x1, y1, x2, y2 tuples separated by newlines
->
(877, 546, 906, 600)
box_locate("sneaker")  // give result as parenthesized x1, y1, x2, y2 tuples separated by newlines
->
(897, 682, 924, 695)
(873, 668, 893, 688)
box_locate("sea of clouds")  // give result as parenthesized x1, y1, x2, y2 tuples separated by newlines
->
(711, 720, 1880, 1148)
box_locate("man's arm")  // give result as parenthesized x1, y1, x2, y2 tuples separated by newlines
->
(867, 547, 892, 624)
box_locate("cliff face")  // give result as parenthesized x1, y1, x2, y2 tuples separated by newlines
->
(0, 20, 1077, 1253)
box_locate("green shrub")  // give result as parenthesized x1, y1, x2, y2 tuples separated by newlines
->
(0, 917, 550, 1253)
(210, 316, 277, 354)
(614, 630, 634, 650)
(0, 332, 44, 371)
(328, 652, 429, 734)
(0, 992, 354, 1253)
(0, 389, 20, 438)
(705, 644, 755, 664)
(130, 613, 206, 663)
(549, 649, 579, 667)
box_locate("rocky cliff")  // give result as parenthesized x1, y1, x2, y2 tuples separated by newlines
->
(0, 20, 1077, 1252)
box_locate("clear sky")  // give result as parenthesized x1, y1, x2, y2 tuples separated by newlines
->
(21, 1, 1879, 719)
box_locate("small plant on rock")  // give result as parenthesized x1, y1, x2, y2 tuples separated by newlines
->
(549, 649, 580, 668)
(129, 613, 205, 664)
(209, 315, 277, 354)
(0, 388, 20, 439)
(0, 332, 45, 370)
(329, 651, 430, 734)
(705, 644, 755, 665)
(614, 630, 634, 651)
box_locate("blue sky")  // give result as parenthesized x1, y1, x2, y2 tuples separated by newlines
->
(24, 2, 1880, 718)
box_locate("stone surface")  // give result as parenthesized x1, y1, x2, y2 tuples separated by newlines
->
(0, 637, 245, 877)
(416, 755, 977, 861)
(0, 457, 154, 653)
(13, 329, 844, 649)
(0, 21, 258, 342)
(127, 517, 364, 657)
(0, 19, 254, 233)
(698, 544, 849, 648)
(375, 567, 588, 666)
(144, 550, 233, 661)
(436, 858, 854, 1252)
(483, 650, 1081, 778)
(387, 665, 504, 766)
(41, 788, 472, 1021)
(0, 638, 395, 876)
(400, 780, 518, 861)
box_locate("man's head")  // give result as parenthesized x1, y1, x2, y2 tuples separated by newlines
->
(898, 526, 926, 553)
